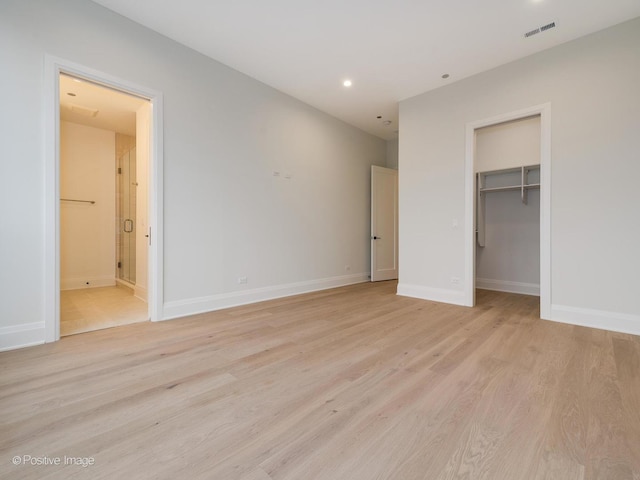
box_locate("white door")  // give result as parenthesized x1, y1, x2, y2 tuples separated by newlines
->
(371, 166, 398, 281)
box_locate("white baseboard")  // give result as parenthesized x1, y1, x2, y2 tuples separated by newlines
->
(0, 322, 45, 352)
(396, 283, 468, 306)
(162, 273, 370, 321)
(134, 284, 148, 302)
(116, 278, 135, 290)
(550, 304, 640, 336)
(476, 278, 540, 296)
(61, 275, 116, 290)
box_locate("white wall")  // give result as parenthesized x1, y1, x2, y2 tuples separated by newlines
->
(475, 116, 540, 172)
(386, 139, 399, 170)
(0, 0, 386, 349)
(399, 17, 640, 334)
(475, 117, 541, 295)
(60, 121, 116, 289)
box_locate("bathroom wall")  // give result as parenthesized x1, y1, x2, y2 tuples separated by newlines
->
(60, 121, 116, 289)
(135, 103, 150, 302)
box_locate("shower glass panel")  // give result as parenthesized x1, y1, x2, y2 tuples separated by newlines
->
(118, 146, 136, 284)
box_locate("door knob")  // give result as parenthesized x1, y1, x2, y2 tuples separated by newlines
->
(373, 236, 382, 240)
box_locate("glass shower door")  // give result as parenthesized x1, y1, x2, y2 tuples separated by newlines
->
(118, 147, 136, 284)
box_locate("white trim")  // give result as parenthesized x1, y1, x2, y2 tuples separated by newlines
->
(134, 285, 148, 302)
(464, 120, 475, 307)
(538, 106, 551, 319)
(0, 323, 46, 352)
(476, 278, 540, 296)
(60, 276, 116, 290)
(550, 304, 640, 336)
(163, 273, 370, 320)
(148, 93, 164, 323)
(396, 283, 467, 306)
(464, 103, 551, 317)
(44, 55, 164, 344)
(115, 278, 136, 290)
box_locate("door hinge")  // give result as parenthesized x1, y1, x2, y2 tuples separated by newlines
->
(117, 261, 121, 268)
(117, 167, 122, 174)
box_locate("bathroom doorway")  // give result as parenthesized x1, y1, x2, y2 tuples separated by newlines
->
(58, 73, 150, 336)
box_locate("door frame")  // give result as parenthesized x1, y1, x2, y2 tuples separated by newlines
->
(463, 103, 551, 318)
(44, 55, 164, 342)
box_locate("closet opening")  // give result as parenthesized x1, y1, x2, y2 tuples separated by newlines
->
(474, 115, 541, 308)
(464, 103, 551, 318)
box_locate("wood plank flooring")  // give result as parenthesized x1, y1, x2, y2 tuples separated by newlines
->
(1, 281, 639, 479)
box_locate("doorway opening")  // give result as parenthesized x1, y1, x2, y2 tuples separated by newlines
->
(464, 104, 551, 318)
(59, 74, 149, 336)
(475, 115, 540, 309)
(45, 57, 164, 343)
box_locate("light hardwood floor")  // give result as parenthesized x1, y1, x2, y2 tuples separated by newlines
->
(1, 281, 639, 479)
(60, 285, 148, 336)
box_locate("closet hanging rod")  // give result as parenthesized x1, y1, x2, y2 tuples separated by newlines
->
(61, 198, 95, 204)
(480, 183, 540, 194)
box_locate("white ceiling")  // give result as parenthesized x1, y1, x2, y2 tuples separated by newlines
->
(91, 0, 640, 140)
(60, 74, 146, 136)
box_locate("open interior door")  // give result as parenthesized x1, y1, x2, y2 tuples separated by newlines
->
(371, 166, 398, 281)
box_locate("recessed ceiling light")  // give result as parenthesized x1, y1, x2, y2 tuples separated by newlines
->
(442, 74, 450, 79)
(343, 80, 352, 87)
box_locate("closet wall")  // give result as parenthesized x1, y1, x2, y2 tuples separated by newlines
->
(475, 116, 540, 295)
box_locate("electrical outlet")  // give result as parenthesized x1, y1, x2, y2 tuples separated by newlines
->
(238, 276, 248, 284)
(451, 276, 460, 285)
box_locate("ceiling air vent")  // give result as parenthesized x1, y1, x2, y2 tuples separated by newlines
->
(540, 22, 556, 32)
(524, 21, 556, 38)
(524, 28, 540, 38)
